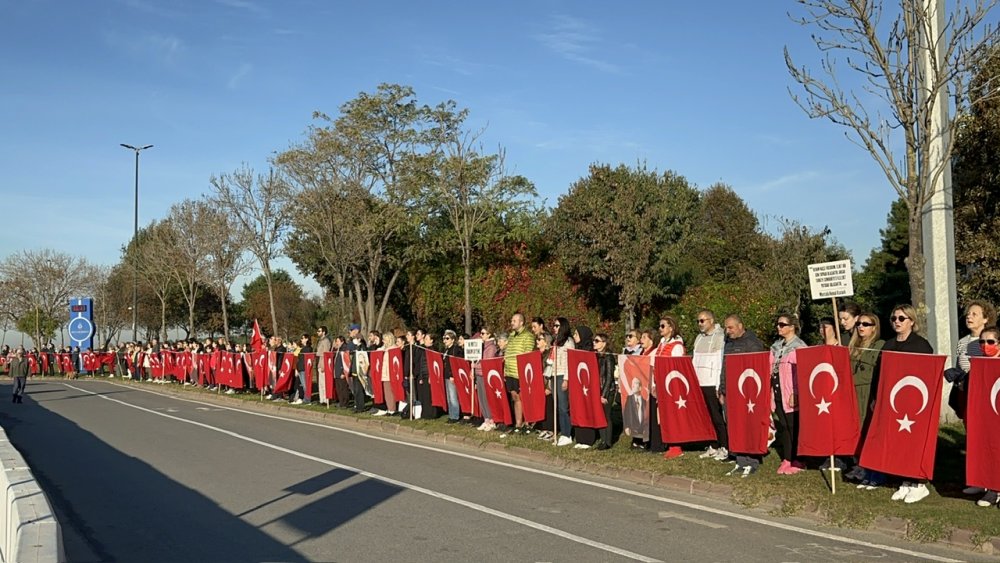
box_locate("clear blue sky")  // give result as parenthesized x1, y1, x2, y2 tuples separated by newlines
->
(2, 1, 903, 301)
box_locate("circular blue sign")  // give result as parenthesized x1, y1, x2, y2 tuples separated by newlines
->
(69, 317, 94, 343)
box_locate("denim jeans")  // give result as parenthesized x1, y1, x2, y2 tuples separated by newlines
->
(445, 378, 460, 420)
(474, 374, 492, 419)
(296, 370, 309, 403)
(555, 375, 570, 437)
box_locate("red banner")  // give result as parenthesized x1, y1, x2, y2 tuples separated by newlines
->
(273, 353, 296, 395)
(253, 351, 268, 390)
(303, 353, 315, 399)
(724, 351, 772, 455)
(566, 349, 607, 428)
(388, 347, 405, 402)
(28, 354, 39, 375)
(449, 356, 478, 415)
(322, 351, 336, 401)
(481, 357, 512, 425)
(149, 352, 163, 379)
(251, 319, 265, 354)
(967, 357, 1000, 491)
(859, 351, 946, 480)
(516, 351, 545, 424)
(40, 353, 50, 374)
(425, 350, 447, 409)
(655, 356, 716, 444)
(370, 350, 385, 405)
(618, 355, 651, 441)
(795, 345, 860, 456)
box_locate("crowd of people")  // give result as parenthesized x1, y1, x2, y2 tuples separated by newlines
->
(3, 301, 997, 509)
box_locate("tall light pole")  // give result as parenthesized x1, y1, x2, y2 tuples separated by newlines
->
(120, 143, 153, 342)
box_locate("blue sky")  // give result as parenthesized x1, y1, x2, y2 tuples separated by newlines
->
(1, 0, 904, 302)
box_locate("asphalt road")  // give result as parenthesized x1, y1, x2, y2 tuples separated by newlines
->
(0, 379, 986, 563)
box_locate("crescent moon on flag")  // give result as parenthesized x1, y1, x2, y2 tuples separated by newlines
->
(392, 357, 401, 372)
(458, 368, 470, 386)
(577, 362, 590, 386)
(524, 362, 535, 386)
(889, 375, 929, 414)
(487, 369, 504, 390)
(433, 361, 441, 378)
(664, 370, 689, 397)
(990, 377, 1000, 416)
(808, 362, 839, 398)
(738, 369, 761, 399)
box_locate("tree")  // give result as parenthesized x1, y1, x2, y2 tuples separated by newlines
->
(210, 165, 290, 335)
(785, 0, 998, 323)
(687, 183, 768, 283)
(127, 220, 178, 339)
(418, 103, 538, 334)
(855, 198, 911, 327)
(953, 45, 1000, 306)
(547, 163, 701, 330)
(163, 200, 214, 336)
(0, 249, 94, 347)
(240, 270, 316, 338)
(199, 203, 252, 340)
(92, 264, 132, 347)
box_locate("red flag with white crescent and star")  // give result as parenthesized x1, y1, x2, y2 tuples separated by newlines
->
(655, 356, 716, 444)
(388, 348, 405, 401)
(566, 349, 607, 428)
(795, 345, 860, 456)
(322, 351, 336, 401)
(273, 353, 296, 395)
(482, 357, 512, 425)
(370, 350, 385, 405)
(425, 350, 447, 409)
(449, 356, 478, 415)
(28, 354, 39, 375)
(724, 351, 772, 455)
(964, 357, 1000, 491)
(517, 350, 546, 423)
(250, 319, 265, 354)
(859, 350, 946, 480)
(302, 353, 315, 399)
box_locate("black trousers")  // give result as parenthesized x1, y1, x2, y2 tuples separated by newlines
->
(703, 386, 727, 449)
(13, 376, 26, 399)
(773, 390, 798, 461)
(335, 377, 351, 408)
(350, 376, 367, 412)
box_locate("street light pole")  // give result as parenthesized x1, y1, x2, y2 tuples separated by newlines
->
(120, 143, 153, 342)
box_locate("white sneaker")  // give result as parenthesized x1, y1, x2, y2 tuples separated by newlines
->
(225, 389, 235, 395)
(891, 484, 912, 501)
(291, 399, 304, 405)
(476, 422, 489, 431)
(573, 443, 591, 449)
(712, 447, 730, 461)
(699, 446, 719, 459)
(538, 431, 553, 440)
(555, 435, 573, 447)
(903, 484, 930, 504)
(183, 382, 191, 386)
(372, 409, 387, 416)
(964, 486, 986, 495)
(265, 394, 273, 400)
(483, 421, 496, 432)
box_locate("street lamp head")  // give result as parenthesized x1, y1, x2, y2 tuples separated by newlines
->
(120, 143, 137, 150)
(120, 144, 153, 152)
(141, 144, 153, 150)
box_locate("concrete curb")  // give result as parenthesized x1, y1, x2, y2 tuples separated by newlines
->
(0, 428, 64, 563)
(98, 379, 996, 557)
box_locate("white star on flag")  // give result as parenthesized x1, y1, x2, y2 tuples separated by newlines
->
(816, 398, 831, 415)
(897, 414, 916, 433)
(582, 386, 588, 396)
(675, 397, 687, 409)
(494, 389, 502, 398)
(746, 401, 755, 413)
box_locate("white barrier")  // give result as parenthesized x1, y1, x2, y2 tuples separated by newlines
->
(0, 430, 63, 563)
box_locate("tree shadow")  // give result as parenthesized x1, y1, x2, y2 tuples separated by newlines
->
(0, 385, 349, 562)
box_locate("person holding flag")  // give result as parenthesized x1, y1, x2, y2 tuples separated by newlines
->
(769, 314, 807, 475)
(964, 325, 1000, 507)
(848, 312, 885, 485)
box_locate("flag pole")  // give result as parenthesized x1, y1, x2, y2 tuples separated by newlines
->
(830, 455, 837, 494)
(471, 359, 478, 419)
(409, 342, 415, 421)
(832, 297, 842, 346)
(553, 345, 559, 445)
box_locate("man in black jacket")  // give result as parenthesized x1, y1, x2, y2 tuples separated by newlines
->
(10, 347, 30, 403)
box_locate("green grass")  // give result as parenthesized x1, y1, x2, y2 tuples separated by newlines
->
(53, 375, 1000, 547)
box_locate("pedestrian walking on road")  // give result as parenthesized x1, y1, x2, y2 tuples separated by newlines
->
(9, 347, 30, 403)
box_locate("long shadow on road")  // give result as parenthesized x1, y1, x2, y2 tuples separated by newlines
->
(0, 382, 314, 562)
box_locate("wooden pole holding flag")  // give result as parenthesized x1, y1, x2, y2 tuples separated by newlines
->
(830, 455, 837, 494)
(552, 345, 559, 445)
(832, 297, 842, 346)
(471, 359, 477, 419)
(408, 342, 414, 421)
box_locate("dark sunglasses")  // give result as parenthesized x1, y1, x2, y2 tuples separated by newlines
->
(891, 316, 909, 322)
(659, 323, 668, 329)
(594, 338, 604, 344)
(981, 339, 998, 346)
(625, 334, 636, 339)
(857, 321, 877, 327)
(697, 318, 709, 324)
(776, 322, 791, 328)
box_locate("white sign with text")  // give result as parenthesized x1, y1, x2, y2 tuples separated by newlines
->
(808, 259, 854, 300)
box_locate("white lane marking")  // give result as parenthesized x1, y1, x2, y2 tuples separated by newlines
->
(95, 382, 960, 563)
(63, 383, 660, 563)
(657, 511, 728, 529)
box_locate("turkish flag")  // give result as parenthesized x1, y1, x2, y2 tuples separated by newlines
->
(964, 358, 1000, 491)
(250, 319, 265, 354)
(222, 352, 238, 387)
(149, 352, 163, 378)
(425, 350, 447, 408)
(795, 345, 861, 456)
(370, 350, 385, 405)
(196, 353, 208, 386)
(517, 351, 546, 423)
(303, 353, 315, 399)
(28, 354, 39, 374)
(449, 356, 477, 415)
(725, 351, 772, 455)
(655, 356, 716, 444)
(566, 349, 607, 428)
(273, 354, 296, 394)
(40, 353, 50, 374)
(60, 353, 74, 374)
(252, 351, 267, 389)
(859, 351, 946, 480)
(388, 348, 405, 401)
(322, 351, 336, 400)
(617, 355, 651, 441)
(482, 357, 512, 425)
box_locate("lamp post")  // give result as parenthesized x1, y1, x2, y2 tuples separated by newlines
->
(120, 143, 153, 342)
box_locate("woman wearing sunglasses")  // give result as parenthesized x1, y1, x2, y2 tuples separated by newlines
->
(879, 304, 934, 503)
(846, 312, 884, 483)
(770, 314, 807, 474)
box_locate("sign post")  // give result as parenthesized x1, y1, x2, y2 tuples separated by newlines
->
(68, 298, 95, 372)
(464, 339, 483, 417)
(806, 259, 855, 493)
